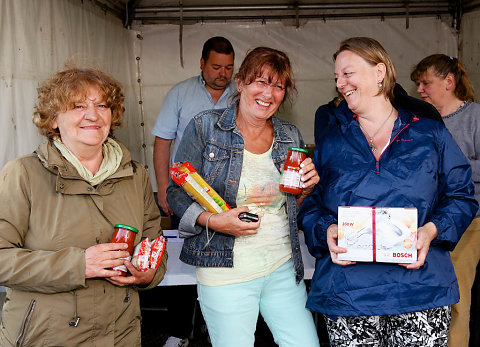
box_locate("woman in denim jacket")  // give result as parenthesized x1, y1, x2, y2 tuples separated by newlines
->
(167, 47, 320, 347)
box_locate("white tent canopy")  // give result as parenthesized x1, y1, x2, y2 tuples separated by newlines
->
(1, 0, 479, 191)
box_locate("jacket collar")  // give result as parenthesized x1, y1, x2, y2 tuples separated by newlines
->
(36, 138, 135, 194)
(216, 100, 294, 143)
(334, 100, 416, 133)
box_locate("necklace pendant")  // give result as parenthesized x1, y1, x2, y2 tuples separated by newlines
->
(369, 139, 377, 153)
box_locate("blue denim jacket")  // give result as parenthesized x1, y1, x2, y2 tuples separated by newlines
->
(167, 101, 306, 283)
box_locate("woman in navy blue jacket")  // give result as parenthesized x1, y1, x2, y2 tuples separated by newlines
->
(298, 37, 478, 346)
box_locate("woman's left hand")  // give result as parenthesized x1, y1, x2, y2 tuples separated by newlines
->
(106, 260, 156, 287)
(299, 157, 320, 194)
(399, 221, 438, 270)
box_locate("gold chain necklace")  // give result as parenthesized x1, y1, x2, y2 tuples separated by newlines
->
(358, 106, 394, 153)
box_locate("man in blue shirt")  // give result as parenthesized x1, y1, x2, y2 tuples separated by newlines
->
(152, 36, 235, 216)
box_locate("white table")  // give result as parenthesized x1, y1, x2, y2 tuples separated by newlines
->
(0, 233, 315, 290)
(160, 230, 315, 286)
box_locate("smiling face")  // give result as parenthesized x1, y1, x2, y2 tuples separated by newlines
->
(201, 50, 234, 91)
(415, 67, 449, 108)
(335, 50, 385, 114)
(237, 67, 286, 122)
(51, 87, 112, 156)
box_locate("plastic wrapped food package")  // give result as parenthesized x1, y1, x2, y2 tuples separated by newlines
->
(132, 236, 166, 271)
(170, 162, 231, 213)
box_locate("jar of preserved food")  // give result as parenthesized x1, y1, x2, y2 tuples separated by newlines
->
(279, 147, 308, 195)
(110, 224, 138, 276)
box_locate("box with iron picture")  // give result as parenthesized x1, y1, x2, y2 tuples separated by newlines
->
(337, 206, 418, 263)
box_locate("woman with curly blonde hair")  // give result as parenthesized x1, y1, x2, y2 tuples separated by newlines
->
(0, 67, 167, 346)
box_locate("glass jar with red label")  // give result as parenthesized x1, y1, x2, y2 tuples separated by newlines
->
(279, 147, 308, 195)
(110, 224, 138, 276)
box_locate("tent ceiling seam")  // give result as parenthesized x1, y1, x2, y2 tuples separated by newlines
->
(93, 1, 476, 25)
(91, 1, 476, 28)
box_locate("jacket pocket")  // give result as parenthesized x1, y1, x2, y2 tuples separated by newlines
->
(14, 299, 36, 347)
(202, 143, 230, 181)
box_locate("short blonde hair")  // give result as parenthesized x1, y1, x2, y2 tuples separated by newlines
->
(334, 37, 396, 101)
(33, 68, 125, 138)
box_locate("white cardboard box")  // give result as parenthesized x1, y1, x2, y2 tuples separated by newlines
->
(337, 206, 418, 263)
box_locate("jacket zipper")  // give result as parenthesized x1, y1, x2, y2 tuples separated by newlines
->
(124, 287, 131, 302)
(14, 299, 36, 347)
(375, 123, 411, 168)
(68, 290, 81, 327)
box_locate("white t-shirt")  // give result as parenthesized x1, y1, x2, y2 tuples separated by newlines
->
(196, 145, 292, 286)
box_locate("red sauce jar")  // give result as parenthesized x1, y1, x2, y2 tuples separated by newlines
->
(279, 147, 308, 195)
(110, 224, 138, 276)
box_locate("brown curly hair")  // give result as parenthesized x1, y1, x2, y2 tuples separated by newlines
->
(33, 68, 125, 138)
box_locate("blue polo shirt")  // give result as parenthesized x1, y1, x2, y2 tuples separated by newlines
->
(152, 74, 236, 163)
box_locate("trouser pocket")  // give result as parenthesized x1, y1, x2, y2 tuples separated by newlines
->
(14, 299, 36, 347)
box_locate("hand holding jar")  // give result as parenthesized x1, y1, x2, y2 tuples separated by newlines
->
(105, 224, 156, 286)
(85, 242, 131, 279)
(85, 224, 158, 286)
(280, 147, 319, 198)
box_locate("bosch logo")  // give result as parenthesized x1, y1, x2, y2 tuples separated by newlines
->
(393, 253, 413, 258)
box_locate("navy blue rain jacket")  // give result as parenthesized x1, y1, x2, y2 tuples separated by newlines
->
(298, 101, 478, 317)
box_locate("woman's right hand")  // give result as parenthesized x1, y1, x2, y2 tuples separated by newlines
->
(198, 206, 260, 237)
(326, 224, 356, 266)
(85, 243, 131, 278)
